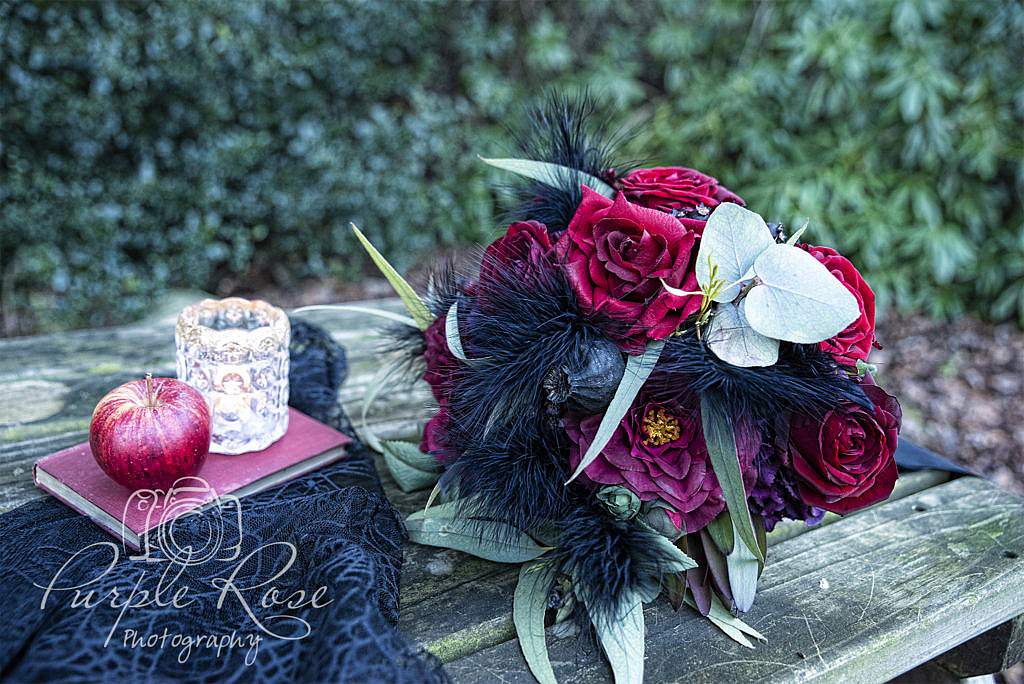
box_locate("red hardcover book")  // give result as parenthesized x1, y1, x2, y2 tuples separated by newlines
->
(33, 408, 350, 550)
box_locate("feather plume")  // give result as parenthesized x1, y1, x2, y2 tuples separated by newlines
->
(646, 328, 871, 423)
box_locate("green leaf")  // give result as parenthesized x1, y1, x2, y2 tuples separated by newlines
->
(726, 514, 761, 613)
(478, 157, 616, 198)
(381, 440, 442, 493)
(664, 572, 686, 611)
(514, 561, 559, 684)
(699, 395, 765, 563)
(445, 302, 469, 361)
(785, 221, 810, 246)
(404, 502, 549, 563)
(586, 590, 645, 684)
(291, 303, 418, 328)
(706, 300, 779, 368)
(705, 511, 734, 555)
(350, 222, 433, 330)
(423, 480, 444, 513)
(566, 340, 663, 484)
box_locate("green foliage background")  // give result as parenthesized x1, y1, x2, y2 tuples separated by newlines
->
(3, 0, 1022, 335)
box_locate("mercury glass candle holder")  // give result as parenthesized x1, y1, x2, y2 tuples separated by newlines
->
(175, 298, 290, 454)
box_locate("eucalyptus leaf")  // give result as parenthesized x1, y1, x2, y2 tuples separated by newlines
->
(566, 340, 663, 484)
(478, 157, 616, 198)
(726, 515, 761, 613)
(404, 504, 549, 563)
(444, 302, 469, 361)
(380, 440, 442, 493)
(745, 244, 860, 344)
(514, 561, 559, 684)
(695, 203, 774, 302)
(350, 222, 434, 330)
(706, 300, 779, 367)
(291, 303, 418, 328)
(586, 590, 645, 684)
(699, 395, 764, 563)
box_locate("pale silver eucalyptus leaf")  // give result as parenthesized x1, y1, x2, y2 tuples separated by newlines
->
(695, 203, 774, 302)
(706, 301, 779, 367)
(745, 244, 860, 344)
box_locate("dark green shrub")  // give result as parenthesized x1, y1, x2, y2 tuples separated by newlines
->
(2, 0, 1021, 335)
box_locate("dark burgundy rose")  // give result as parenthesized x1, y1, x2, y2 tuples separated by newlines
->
(422, 315, 459, 403)
(801, 244, 876, 367)
(564, 396, 749, 534)
(618, 167, 744, 233)
(480, 220, 553, 285)
(419, 406, 451, 463)
(556, 188, 702, 353)
(788, 384, 901, 515)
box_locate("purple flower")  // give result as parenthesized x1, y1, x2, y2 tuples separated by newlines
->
(748, 418, 824, 531)
(564, 396, 726, 534)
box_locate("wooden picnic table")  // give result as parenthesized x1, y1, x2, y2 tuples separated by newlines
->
(1, 296, 1022, 683)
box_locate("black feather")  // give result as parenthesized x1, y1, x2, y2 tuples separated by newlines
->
(440, 421, 572, 538)
(646, 328, 871, 423)
(446, 256, 618, 445)
(436, 254, 622, 535)
(554, 504, 682, 628)
(503, 91, 636, 236)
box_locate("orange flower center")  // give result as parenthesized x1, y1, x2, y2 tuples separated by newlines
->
(642, 407, 681, 447)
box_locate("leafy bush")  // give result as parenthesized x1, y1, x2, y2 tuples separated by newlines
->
(2, 0, 1021, 335)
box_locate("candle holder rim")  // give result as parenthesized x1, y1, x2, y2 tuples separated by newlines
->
(176, 297, 290, 337)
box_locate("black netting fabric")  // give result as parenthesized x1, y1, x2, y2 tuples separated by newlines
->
(0, 320, 448, 684)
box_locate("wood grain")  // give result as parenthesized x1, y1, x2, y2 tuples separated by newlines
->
(445, 477, 1024, 683)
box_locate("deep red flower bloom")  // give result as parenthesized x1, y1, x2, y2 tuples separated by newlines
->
(480, 220, 553, 286)
(556, 189, 702, 352)
(563, 396, 755, 534)
(618, 166, 744, 233)
(422, 315, 458, 404)
(788, 384, 901, 514)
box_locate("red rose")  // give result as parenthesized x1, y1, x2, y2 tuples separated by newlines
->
(801, 244, 876, 367)
(422, 315, 458, 403)
(788, 384, 901, 514)
(480, 220, 553, 285)
(556, 188, 702, 352)
(618, 167, 744, 233)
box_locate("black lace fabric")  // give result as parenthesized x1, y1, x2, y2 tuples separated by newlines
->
(0, 321, 448, 683)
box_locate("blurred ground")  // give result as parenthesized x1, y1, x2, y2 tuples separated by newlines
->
(874, 315, 1023, 494)
(248, 264, 1024, 495)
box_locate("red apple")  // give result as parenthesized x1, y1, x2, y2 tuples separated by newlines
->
(89, 374, 211, 489)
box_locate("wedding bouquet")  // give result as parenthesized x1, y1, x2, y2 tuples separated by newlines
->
(350, 96, 901, 684)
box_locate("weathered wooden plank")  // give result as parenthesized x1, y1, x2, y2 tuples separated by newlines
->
(396, 470, 951, 662)
(444, 476, 1024, 683)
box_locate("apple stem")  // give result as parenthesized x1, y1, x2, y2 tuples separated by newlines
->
(145, 372, 155, 407)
